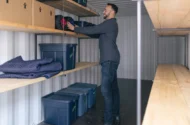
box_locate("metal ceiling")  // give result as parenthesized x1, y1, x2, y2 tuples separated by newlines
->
(88, 0, 148, 17)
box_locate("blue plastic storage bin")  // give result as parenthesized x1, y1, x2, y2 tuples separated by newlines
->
(39, 43, 77, 71)
(73, 0, 87, 7)
(42, 93, 78, 125)
(69, 83, 97, 108)
(55, 88, 88, 117)
(69, 84, 94, 109)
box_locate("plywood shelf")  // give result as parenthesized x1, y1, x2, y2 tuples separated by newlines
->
(0, 20, 89, 38)
(0, 62, 99, 93)
(144, 0, 190, 35)
(156, 31, 190, 36)
(143, 81, 190, 125)
(173, 65, 190, 83)
(39, 0, 99, 17)
(143, 64, 190, 125)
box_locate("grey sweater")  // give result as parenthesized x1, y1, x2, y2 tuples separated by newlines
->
(74, 18, 120, 64)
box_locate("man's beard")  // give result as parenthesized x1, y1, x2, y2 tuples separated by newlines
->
(104, 15, 108, 19)
(104, 12, 110, 19)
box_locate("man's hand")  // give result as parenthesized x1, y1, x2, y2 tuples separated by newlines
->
(67, 22, 75, 31)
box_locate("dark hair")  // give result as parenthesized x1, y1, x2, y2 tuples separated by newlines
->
(107, 3, 118, 14)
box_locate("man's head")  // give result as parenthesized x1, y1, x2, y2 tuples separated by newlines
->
(103, 3, 118, 19)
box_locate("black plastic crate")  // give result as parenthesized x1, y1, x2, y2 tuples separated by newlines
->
(74, 21, 95, 27)
(42, 93, 78, 125)
(39, 43, 77, 71)
(74, 21, 99, 38)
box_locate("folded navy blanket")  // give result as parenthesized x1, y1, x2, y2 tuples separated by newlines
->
(0, 56, 62, 73)
(0, 71, 60, 79)
(0, 56, 62, 79)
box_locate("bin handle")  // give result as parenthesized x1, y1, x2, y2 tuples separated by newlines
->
(24, 3, 27, 9)
(39, 7, 42, 12)
(6, 0, 9, 3)
(50, 11, 52, 16)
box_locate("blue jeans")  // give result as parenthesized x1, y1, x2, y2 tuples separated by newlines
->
(101, 61, 120, 124)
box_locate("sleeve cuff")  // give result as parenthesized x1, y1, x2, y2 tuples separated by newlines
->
(74, 27, 79, 33)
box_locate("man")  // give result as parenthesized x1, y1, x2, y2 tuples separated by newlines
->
(67, 3, 120, 125)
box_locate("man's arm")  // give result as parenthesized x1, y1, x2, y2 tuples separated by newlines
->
(67, 21, 108, 35)
(87, 34, 100, 38)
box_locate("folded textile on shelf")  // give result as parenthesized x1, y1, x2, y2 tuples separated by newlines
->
(0, 71, 60, 79)
(0, 56, 62, 79)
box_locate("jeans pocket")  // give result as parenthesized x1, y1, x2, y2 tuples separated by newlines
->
(101, 61, 111, 73)
(101, 61, 119, 76)
(101, 61, 111, 67)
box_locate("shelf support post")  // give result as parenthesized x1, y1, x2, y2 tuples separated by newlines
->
(137, 1, 142, 125)
(185, 35, 188, 67)
(78, 17, 81, 62)
(35, 34, 38, 60)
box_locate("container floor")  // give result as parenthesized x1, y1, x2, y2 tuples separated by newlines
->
(72, 79, 153, 125)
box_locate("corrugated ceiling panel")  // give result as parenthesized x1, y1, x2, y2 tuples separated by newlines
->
(88, 0, 148, 17)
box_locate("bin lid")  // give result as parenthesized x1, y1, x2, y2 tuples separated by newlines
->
(58, 88, 87, 95)
(43, 93, 76, 103)
(55, 92, 79, 99)
(68, 87, 90, 94)
(70, 83, 97, 89)
(39, 43, 77, 46)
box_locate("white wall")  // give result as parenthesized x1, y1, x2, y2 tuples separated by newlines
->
(158, 37, 185, 65)
(116, 15, 186, 80)
(0, 10, 101, 125)
(117, 15, 157, 80)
